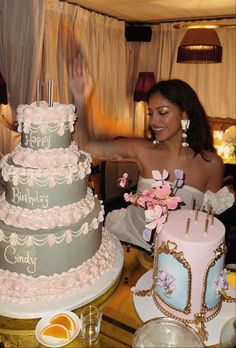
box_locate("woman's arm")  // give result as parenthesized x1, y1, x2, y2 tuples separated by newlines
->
(69, 55, 143, 162)
(69, 55, 93, 149)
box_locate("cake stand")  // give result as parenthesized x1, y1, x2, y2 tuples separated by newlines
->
(0, 234, 124, 319)
(133, 270, 236, 346)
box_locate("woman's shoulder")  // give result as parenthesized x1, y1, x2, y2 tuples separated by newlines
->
(203, 150, 224, 166)
(200, 150, 224, 179)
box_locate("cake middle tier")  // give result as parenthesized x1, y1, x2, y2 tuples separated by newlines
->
(0, 144, 92, 210)
(0, 196, 104, 277)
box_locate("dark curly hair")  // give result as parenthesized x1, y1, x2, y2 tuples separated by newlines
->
(147, 79, 215, 157)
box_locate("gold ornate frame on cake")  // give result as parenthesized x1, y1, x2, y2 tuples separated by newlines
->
(150, 239, 225, 341)
(149, 239, 230, 341)
(201, 241, 227, 312)
(133, 268, 236, 345)
(152, 240, 192, 315)
(134, 233, 235, 341)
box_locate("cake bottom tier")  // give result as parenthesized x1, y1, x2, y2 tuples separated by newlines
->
(0, 229, 116, 304)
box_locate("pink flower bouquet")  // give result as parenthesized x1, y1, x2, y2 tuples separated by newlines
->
(119, 169, 184, 244)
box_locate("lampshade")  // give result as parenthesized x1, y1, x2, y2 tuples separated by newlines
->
(177, 28, 222, 64)
(134, 72, 156, 102)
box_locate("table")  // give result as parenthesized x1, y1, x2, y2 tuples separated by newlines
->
(0, 245, 221, 347)
(0, 244, 144, 347)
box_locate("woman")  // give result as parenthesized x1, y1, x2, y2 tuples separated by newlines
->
(69, 57, 234, 250)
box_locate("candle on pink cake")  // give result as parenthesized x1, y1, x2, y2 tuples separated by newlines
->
(185, 217, 191, 235)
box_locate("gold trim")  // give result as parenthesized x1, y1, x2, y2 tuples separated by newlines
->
(152, 293, 222, 342)
(135, 287, 153, 297)
(0, 332, 35, 348)
(201, 242, 227, 311)
(152, 240, 192, 314)
(152, 293, 222, 324)
(222, 293, 236, 303)
(194, 312, 209, 341)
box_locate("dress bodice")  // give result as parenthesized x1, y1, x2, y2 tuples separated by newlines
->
(137, 176, 204, 210)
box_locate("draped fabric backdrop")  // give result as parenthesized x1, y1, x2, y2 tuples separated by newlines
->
(0, 0, 235, 156)
(0, 0, 45, 155)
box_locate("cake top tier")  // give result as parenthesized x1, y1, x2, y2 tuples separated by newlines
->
(162, 209, 225, 243)
(17, 101, 76, 127)
(17, 101, 77, 150)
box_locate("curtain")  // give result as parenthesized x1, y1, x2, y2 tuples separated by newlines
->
(43, 0, 126, 141)
(0, 0, 46, 154)
(0, 0, 45, 114)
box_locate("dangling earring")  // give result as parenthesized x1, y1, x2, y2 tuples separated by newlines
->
(153, 139, 159, 145)
(181, 119, 190, 147)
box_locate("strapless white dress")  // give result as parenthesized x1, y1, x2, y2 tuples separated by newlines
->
(105, 176, 204, 251)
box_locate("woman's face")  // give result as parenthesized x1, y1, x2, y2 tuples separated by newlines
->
(147, 92, 185, 142)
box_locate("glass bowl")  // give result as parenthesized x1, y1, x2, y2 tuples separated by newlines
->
(132, 317, 205, 348)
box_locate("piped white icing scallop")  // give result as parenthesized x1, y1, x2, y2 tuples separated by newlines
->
(0, 210, 104, 247)
(0, 150, 92, 185)
(11, 142, 80, 168)
(17, 101, 76, 126)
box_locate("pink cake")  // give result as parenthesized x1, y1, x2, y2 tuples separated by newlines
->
(152, 209, 226, 325)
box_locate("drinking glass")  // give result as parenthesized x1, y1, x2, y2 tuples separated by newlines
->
(80, 305, 102, 344)
(220, 318, 236, 348)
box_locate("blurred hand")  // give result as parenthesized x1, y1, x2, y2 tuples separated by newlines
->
(69, 54, 93, 105)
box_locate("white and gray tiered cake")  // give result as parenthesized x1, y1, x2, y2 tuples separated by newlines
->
(0, 100, 116, 305)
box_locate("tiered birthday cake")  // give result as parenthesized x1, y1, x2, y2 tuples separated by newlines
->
(152, 209, 227, 326)
(0, 100, 116, 304)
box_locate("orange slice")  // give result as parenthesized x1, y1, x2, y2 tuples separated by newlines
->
(50, 313, 76, 331)
(41, 323, 70, 339)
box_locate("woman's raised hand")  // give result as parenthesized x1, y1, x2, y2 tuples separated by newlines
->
(69, 55, 93, 106)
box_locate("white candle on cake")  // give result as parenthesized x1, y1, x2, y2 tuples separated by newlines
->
(48, 80, 53, 107)
(36, 80, 40, 107)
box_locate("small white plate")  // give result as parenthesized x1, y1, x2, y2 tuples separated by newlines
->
(35, 310, 81, 347)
